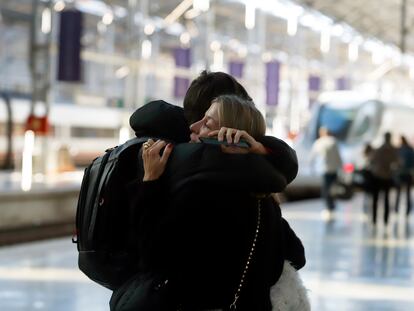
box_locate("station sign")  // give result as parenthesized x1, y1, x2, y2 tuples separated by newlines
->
(25, 114, 50, 135)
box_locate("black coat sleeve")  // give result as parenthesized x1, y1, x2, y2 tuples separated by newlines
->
(256, 136, 298, 185)
(126, 178, 167, 257)
(281, 217, 306, 270)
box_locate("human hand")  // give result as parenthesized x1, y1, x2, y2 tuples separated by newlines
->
(208, 127, 268, 155)
(142, 139, 173, 181)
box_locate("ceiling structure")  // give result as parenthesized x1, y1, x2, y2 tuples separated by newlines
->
(1, 0, 414, 88)
(293, 0, 414, 54)
(1, 0, 413, 56)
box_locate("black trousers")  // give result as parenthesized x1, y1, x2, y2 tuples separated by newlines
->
(322, 172, 337, 211)
(395, 174, 412, 216)
(371, 176, 394, 225)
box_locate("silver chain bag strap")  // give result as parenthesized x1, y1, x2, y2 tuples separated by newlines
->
(229, 198, 262, 311)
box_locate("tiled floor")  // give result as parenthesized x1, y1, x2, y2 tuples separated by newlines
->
(0, 194, 413, 310)
(283, 194, 414, 311)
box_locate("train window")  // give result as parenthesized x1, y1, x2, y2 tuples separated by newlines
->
(70, 126, 118, 138)
(347, 101, 380, 142)
(317, 106, 356, 141)
(352, 116, 370, 137)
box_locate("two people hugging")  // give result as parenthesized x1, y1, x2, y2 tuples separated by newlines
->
(111, 71, 309, 311)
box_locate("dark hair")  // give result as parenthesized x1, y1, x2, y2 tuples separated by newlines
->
(384, 132, 391, 143)
(401, 135, 409, 146)
(183, 70, 251, 124)
(363, 143, 373, 156)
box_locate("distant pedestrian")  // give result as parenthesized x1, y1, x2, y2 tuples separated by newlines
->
(395, 135, 414, 217)
(370, 132, 399, 225)
(356, 143, 374, 215)
(310, 127, 343, 219)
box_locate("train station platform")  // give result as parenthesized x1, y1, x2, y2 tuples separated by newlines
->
(0, 171, 82, 245)
(0, 194, 413, 311)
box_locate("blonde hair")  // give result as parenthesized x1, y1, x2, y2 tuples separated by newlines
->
(212, 95, 266, 139)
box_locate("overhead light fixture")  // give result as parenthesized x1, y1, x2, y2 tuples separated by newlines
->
(320, 29, 330, 53)
(141, 39, 152, 59)
(180, 32, 191, 45)
(348, 41, 359, 62)
(287, 15, 298, 36)
(299, 13, 315, 28)
(210, 40, 221, 52)
(21, 130, 35, 192)
(193, 0, 210, 12)
(372, 46, 384, 65)
(331, 24, 344, 37)
(102, 12, 114, 25)
(245, 3, 255, 30)
(41, 8, 51, 34)
(54, 1, 65, 12)
(144, 24, 155, 35)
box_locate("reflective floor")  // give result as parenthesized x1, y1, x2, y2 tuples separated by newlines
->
(0, 194, 413, 310)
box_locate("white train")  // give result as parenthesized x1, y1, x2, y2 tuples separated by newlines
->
(0, 98, 134, 169)
(289, 91, 414, 195)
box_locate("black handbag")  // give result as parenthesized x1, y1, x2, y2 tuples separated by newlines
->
(110, 199, 262, 311)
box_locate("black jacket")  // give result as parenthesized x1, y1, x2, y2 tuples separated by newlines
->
(130, 143, 305, 311)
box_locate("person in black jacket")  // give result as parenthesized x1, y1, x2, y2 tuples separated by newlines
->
(114, 96, 305, 311)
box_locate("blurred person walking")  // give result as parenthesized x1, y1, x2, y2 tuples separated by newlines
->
(370, 132, 399, 226)
(395, 135, 414, 217)
(354, 143, 374, 215)
(310, 127, 343, 219)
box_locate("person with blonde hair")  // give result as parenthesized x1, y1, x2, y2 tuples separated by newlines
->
(111, 95, 308, 311)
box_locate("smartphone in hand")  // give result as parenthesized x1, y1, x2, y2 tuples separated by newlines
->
(199, 136, 250, 148)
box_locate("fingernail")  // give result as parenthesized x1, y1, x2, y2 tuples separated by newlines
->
(167, 143, 173, 148)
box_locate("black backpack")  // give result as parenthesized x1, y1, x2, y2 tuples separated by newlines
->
(73, 137, 148, 290)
